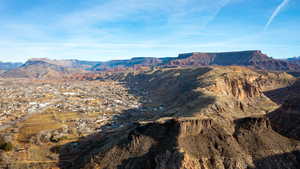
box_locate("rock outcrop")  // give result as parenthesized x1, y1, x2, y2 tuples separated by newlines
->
(115, 66, 294, 119)
(54, 66, 300, 169)
(62, 117, 300, 169)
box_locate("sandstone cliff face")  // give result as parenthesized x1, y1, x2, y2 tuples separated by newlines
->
(174, 50, 268, 66)
(51, 66, 300, 169)
(200, 67, 296, 117)
(169, 51, 300, 72)
(67, 117, 300, 169)
(98, 66, 294, 119)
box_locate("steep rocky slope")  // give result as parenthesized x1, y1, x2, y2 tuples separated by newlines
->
(64, 117, 300, 169)
(268, 80, 300, 140)
(54, 66, 300, 169)
(119, 66, 295, 119)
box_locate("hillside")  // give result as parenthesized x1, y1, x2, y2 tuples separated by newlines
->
(107, 66, 295, 119)
(67, 117, 300, 169)
(0, 60, 70, 78)
(0, 60, 300, 169)
(90, 57, 173, 71)
(267, 79, 300, 140)
(28, 58, 101, 70)
(54, 66, 300, 169)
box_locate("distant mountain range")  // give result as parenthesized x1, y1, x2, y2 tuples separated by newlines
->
(90, 57, 174, 71)
(0, 61, 22, 70)
(0, 60, 70, 78)
(1, 50, 300, 78)
(0, 58, 97, 78)
(27, 58, 101, 69)
(287, 56, 300, 61)
(170, 50, 300, 71)
(91, 50, 300, 72)
(286, 56, 300, 65)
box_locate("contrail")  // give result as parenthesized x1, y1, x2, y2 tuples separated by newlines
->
(264, 0, 290, 30)
(203, 0, 231, 29)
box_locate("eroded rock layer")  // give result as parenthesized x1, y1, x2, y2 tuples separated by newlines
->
(68, 117, 300, 169)
(57, 66, 300, 169)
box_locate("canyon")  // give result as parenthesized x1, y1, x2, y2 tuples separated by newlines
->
(0, 51, 299, 169)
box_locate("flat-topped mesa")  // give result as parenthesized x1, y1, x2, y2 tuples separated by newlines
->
(174, 50, 271, 66)
(90, 50, 300, 72)
(171, 50, 300, 71)
(178, 50, 265, 59)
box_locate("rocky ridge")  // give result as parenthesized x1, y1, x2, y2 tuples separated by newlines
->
(2, 50, 299, 79)
(66, 116, 300, 169)
(54, 66, 300, 169)
(90, 50, 300, 72)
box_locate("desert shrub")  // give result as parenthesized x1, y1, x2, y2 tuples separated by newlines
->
(50, 135, 69, 143)
(50, 145, 62, 153)
(0, 141, 13, 151)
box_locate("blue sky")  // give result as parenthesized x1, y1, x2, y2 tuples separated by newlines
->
(0, 0, 299, 62)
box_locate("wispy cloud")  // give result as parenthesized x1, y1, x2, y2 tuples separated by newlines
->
(0, 0, 299, 61)
(264, 0, 290, 30)
(0, 0, 234, 62)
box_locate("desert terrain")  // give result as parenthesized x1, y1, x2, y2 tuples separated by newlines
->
(0, 54, 299, 168)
